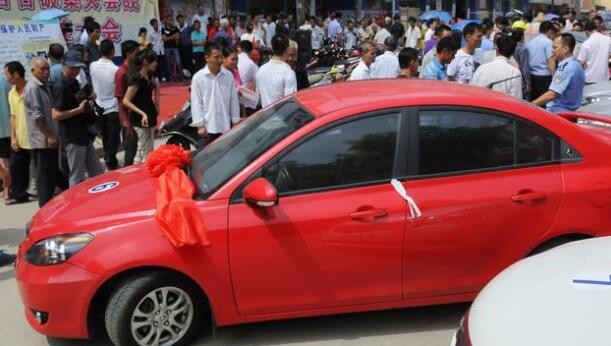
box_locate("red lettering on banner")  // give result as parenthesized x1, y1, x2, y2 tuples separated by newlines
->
(0, 0, 11, 10)
(122, 0, 138, 12)
(62, 0, 82, 11)
(18, 0, 35, 11)
(38, 0, 58, 9)
(101, 18, 122, 42)
(83, 0, 101, 11)
(103, 0, 120, 11)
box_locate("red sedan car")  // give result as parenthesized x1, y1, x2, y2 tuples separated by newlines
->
(16, 80, 611, 346)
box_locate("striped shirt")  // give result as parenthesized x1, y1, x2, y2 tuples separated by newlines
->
(255, 59, 297, 107)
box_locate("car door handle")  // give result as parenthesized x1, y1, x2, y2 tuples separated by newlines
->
(349, 208, 388, 221)
(511, 191, 547, 205)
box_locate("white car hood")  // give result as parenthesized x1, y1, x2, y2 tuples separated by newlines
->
(469, 237, 611, 346)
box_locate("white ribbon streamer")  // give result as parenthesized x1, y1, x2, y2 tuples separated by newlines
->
(391, 179, 422, 220)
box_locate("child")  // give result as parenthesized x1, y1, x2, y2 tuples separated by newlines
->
(137, 27, 150, 51)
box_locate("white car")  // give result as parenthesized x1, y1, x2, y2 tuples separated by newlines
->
(579, 81, 611, 116)
(451, 236, 611, 346)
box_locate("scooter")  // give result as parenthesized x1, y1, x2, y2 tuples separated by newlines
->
(158, 101, 200, 150)
(310, 56, 361, 87)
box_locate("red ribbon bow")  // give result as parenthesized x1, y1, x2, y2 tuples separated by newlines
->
(146, 145, 210, 247)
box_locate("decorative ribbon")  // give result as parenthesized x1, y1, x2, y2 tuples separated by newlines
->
(391, 179, 422, 220)
(146, 145, 210, 247)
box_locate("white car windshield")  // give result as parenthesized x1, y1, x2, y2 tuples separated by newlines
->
(191, 99, 315, 197)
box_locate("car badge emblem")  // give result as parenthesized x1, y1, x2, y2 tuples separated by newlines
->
(88, 181, 120, 194)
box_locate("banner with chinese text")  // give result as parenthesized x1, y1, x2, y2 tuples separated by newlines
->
(0, 19, 64, 77)
(0, 0, 159, 49)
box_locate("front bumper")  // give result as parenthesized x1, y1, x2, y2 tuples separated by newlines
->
(15, 253, 100, 339)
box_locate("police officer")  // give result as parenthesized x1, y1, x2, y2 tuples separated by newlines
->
(525, 21, 557, 101)
(532, 33, 584, 113)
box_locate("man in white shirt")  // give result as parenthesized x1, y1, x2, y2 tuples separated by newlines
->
(262, 15, 276, 47)
(89, 39, 121, 170)
(471, 34, 523, 99)
(311, 18, 325, 50)
(424, 18, 439, 42)
(564, 9, 577, 32)
(78, 16, 94, 46)
(374, 17, 393, 46)
(328, 12, 343, 41)
(448, 22, 482, 84)
(149, 18, 165, 80)
(238, 40, 258, 90)
(192, 3, 210, 28)
(344, 20, 359, 50)
(255, 34, 297, 107)
(372, 37, 400, 78)
(349, 41, 377, 81)
(240, 22, 265, 48)
(301, 17, 325, 50)
(578, 21, 611, 84)
(190, 43, 240, 146)
(405, 17, 421, 48)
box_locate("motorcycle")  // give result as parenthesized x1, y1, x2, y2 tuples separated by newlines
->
(310, 55, 361, 87)
(308, 48, 361, 86)
(158, 101, 200, 150)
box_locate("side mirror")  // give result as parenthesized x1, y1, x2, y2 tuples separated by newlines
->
(243, 178, 278, 208)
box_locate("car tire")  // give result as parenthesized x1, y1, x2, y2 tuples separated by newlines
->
(104, 271, 204, 346)
(528, 235, 590, 256)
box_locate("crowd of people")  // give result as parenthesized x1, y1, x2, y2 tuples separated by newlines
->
(0, 5, 610, 266)
(176, 7, 610, 146)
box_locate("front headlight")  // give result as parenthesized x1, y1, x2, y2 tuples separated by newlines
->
(25, 233, 94, 266)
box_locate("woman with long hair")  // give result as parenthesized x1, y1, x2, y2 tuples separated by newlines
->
(122, 49, 159, 163)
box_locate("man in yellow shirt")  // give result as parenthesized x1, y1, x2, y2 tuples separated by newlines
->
(4, 61, 31, 204)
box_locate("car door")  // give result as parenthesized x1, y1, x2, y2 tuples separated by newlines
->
(228, 111, 407, 316)
(400, 107, 564, 299)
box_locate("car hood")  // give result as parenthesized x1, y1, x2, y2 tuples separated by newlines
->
(29, 165, 158, 236)
(469, 236, 611, 346)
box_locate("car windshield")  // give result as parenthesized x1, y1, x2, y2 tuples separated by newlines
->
(191, 99, 315, 197)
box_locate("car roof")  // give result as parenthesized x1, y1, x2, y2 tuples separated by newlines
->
(294, 79, 523, 116)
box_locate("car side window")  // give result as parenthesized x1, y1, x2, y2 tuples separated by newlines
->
(418, 110, 514, 175)
(263, 113, 399, 194)
(517, 121, 555, 164)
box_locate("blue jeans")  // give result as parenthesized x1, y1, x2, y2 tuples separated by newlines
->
(164, 48, 182, 81)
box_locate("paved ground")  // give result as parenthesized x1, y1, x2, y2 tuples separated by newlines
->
(0, 198, 467, 346)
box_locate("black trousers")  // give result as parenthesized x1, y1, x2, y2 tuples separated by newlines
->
(32, 148, 61, 207)
(179, 44, 193, 74)
(98, 112, 121, 170)
(530, 75, 553, 102)
(9, 148, 30, 201)
(156, 54, 169, 81)
(193, 52, 205, 73)
(198, 133, 222, 148)
(122, 127, 138, 167)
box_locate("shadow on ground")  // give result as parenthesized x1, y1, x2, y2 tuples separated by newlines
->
(47, 303, 469, 346)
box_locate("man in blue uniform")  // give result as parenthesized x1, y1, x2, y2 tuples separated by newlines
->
(532, 33, 585, 113)
(526, 21, 558, 101)
(421, 37, 458, 80)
